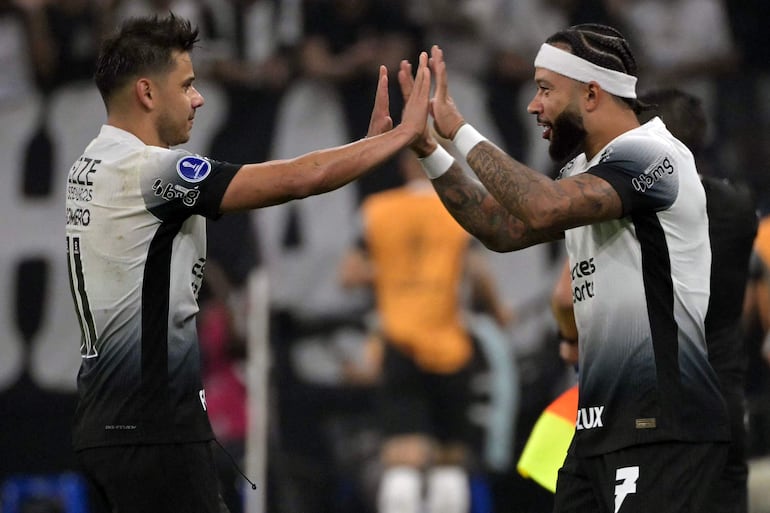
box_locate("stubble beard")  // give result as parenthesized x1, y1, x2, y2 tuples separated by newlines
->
(157, 111, 191, 148)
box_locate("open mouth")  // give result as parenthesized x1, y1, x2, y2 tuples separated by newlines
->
(538, 121, 552, 140)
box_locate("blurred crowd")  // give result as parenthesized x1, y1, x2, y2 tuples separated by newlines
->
(2, 0, 770, 512)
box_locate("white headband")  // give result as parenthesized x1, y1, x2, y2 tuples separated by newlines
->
(534, 43, 637, 99)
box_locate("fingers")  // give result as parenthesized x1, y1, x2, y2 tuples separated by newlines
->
(430, 45, 447, 101)
(372, 65, 389, 115)
(397, 59, 413, 103)
(411, 51, 429, 102)
(400, 51, 430, 104)
(366, 65, 393, 137)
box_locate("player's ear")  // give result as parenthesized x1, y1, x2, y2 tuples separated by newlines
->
(135, 78, 154, 110)
(584, 82, 600, 112)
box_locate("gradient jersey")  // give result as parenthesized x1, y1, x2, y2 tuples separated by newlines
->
(561, 117, 729, 456)
(361, 184, 472, 373)
(66, 125, 240, 449)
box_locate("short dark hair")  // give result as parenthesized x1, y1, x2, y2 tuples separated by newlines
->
(545, 23, 644, 112)
(94, 13, 199, 106)
(637, 88, 708, 156)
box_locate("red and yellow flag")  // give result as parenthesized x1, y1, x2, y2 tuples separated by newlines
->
(516, 384, 578, 493)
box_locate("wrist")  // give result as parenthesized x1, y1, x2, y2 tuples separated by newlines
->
(452, 124, 488, 160)
(418, 145, 454, 179)
(411, 138, 439, 159)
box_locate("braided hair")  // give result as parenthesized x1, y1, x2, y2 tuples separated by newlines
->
(545, 24, 647, 112)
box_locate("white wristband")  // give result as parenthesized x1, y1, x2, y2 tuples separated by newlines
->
(453, 124, 488, 160)
(418, 145, 454, 179)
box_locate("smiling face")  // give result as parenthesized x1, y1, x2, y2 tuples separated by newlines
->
(154, 51, 204, 147)
(527, 67, 587, 163)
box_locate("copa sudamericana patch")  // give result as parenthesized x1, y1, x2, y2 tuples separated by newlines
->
(176, 155, 211, 183)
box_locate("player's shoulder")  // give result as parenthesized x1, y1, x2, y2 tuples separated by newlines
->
(612, 120, 677, 156)
(597, 119, 690, 173)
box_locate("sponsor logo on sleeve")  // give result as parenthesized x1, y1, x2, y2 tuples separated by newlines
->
(632, 156, 675, 193)
(176, 155, 211, 183)
(152, 179, 200, 207)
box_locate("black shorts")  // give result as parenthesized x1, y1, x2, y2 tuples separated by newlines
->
(77, 441, 230, 513)
(376, 341, 473, 445)
(553, 439, 729, 513)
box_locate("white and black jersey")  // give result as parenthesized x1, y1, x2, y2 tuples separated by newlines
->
(561, 117, 730, 457)
(66, 125, 240, 449)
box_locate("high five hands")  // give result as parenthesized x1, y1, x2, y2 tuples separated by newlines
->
(366, 51, 431, 145)
(397, 45, 466, 156)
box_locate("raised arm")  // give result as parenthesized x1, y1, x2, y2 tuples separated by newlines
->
(427, 45, 622, 248)
(396, 56, 559, 252)
(219, 53, 431, 212)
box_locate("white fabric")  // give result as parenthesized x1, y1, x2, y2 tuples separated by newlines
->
(419, 145, 455, 179)
(453, 124, 488, 160)
(425, 466, 470, 513)
(534, 43, 637, 99)
(377, 466, 422, 513)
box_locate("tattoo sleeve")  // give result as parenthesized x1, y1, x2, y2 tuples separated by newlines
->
(467, 141, 622, 237)
(431, 161, 558, 252)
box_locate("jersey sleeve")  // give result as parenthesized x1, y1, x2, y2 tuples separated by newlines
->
(140, 149, 240, 222)
(586, 137, 679, 216)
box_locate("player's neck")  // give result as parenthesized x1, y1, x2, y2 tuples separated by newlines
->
(584, 110, 640, 160)
(107, 114, 165, 148)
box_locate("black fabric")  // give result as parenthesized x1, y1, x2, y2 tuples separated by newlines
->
(700, 176, 757, 513)
(555, 439, 729, 513)
(376, 341, 473, 444)
(77, 442, 230, 513)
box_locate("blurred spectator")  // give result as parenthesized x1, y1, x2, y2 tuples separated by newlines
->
(2, 0, 108, 97)
(744, 217, 770, 458)
(406, 0, 496, 79)
(300, 0, 423, 202)
(37, 0, 108, 91)
(204, 0, 298, 166)
(202, 0, 298, 305)
(405, 0, 511, 173)
(484, 0, 569, 166)
(607, 0, 737, 87)
(339, 150, 512, 513)
(0, 1, 36, 105)
(721, 0, 770, 210)
(484, 0, 617, 169)
(606, 0, 738, 154)
(109, 0, 211, 27)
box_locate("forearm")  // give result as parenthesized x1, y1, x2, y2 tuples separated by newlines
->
(221, 126, 414, 211)
(467, 140, 563, 231)
(465, 136, 621, 232)
(418, 142, 556, 251)
(431, 166, 534, 251)
(305, 127, 415, 192)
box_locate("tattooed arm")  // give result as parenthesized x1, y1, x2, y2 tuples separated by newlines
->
(398, 46, 622, 251)
(464, 141, 622, 240)
(428, 160, 558, 252)
(422, 45, 621, 250)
